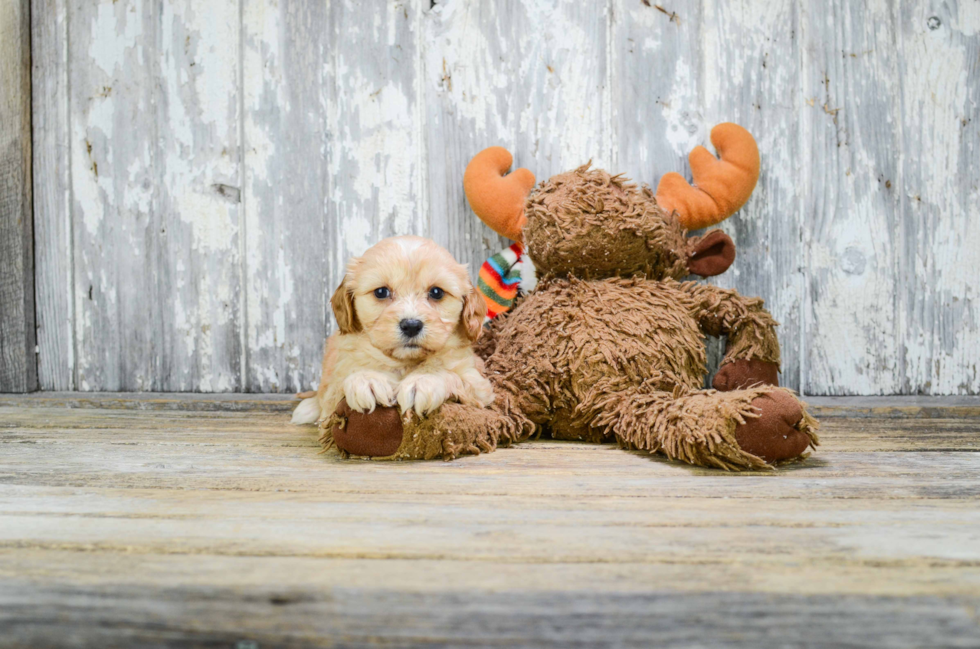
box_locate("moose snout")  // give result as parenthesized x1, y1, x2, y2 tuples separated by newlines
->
(399, 318, 424, 338)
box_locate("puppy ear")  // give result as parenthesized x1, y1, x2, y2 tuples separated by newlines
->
(458, 285, 487, 342)
(331, 276, 360, 334)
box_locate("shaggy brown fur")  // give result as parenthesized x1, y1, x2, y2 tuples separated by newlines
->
(321, 164, 818, 470)
(524, 166, 690, 280)
(319, 393, 531, 461)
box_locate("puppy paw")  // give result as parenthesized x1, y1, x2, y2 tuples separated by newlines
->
(343, 372, 397, 413)
(459, 367, 495, 408)
(397, 373, 462, 417)
(470, 377, 495, 408)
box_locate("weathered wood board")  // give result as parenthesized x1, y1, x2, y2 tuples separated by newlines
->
(896, 2, 980, 395)
(0, 0, 36, 393)
(27, 0, 980, 395)
(241, 0, 331, 393)
(63, 0, 243, 392)
(425, 0, 610, 269)
(0, 397, 979, 646)
(31, 0, 72, 392)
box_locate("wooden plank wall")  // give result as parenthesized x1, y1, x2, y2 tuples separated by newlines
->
(28, 0, 980, 395)
(0, 0, 36, 393)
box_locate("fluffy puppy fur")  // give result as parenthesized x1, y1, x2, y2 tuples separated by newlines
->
(292, 236, 493, 426)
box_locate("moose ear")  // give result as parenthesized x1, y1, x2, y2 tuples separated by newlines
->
(656, 123, 760, 230)
(464, 147, 536, 242)
(687, 230, 736, 277)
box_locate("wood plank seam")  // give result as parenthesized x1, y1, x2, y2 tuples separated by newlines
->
(1, 0, 37, 393)
(237, 0, 248, 392)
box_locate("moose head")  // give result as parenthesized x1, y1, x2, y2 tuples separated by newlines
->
(463, 123, 760, 281)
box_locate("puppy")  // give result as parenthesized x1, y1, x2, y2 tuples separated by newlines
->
(291, 236, 493, 426)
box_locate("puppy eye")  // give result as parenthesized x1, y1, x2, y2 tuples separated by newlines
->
(373, 287, 391, 299)
(428, 287, 445, 301)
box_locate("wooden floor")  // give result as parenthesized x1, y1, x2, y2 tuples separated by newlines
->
(1, 394, 979, 648)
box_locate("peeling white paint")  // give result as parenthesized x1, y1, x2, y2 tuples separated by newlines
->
(662, 59, 704, 157)
(342, 81, 416, 233)
(36, 0, 980, 395)
(175, 191, 237, 252)
(188, 6, 238, 133)
(898, 0, 980, 394)
(88, 0, 143, 76)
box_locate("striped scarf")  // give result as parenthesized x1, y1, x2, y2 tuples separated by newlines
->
(477, 242, 525, 320)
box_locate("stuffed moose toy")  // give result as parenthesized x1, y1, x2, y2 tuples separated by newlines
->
(321, 123, 818, 470)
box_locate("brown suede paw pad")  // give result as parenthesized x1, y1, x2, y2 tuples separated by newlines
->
(332, 398, 404, 457)
(734, 390, 810, 463)
(713, 359, 779, 391)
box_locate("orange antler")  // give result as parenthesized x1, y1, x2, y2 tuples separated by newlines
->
(655, 123, 760, 230)
(463, 147, 536, 242)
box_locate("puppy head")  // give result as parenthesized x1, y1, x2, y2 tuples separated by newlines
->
(333, 236, 485, 361)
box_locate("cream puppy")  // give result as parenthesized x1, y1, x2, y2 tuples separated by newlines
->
(292, 236, 493, 426)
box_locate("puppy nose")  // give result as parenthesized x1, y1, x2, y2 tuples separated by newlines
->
(399, 318, 424, 338)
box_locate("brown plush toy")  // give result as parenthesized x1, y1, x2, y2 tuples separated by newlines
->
(321, 123, 817, 469)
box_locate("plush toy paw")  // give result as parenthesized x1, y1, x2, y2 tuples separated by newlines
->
(322, 396, 533, 461)
(330, 398, 404, 457)
(734, 389, 811, 463)
(713, 359, 779, 391)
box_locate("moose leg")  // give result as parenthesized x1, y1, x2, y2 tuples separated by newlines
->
(320, 392, 532, 461)
(591, 386, 818, 470)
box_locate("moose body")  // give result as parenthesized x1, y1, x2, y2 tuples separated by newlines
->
(486, 277, 709, 442)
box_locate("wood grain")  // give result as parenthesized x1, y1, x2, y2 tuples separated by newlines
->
(0, 400, 979, 646)
(0, 412, 975, 452)
(330, 0, 426, 261)
(0, 0, 36, 393)
(612, 0, 701, 182)
(801, 0, 904, 395)
(67, 0, 243, 391)
(424, 0, 609, 268)
(700, 0, 805, 392)
(897, 1, 980, 394)
(2, 572, 976, 648)
(1, 391, 978, 418)
(241, 0, 331, 394)
(31, 0, 72, 391)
